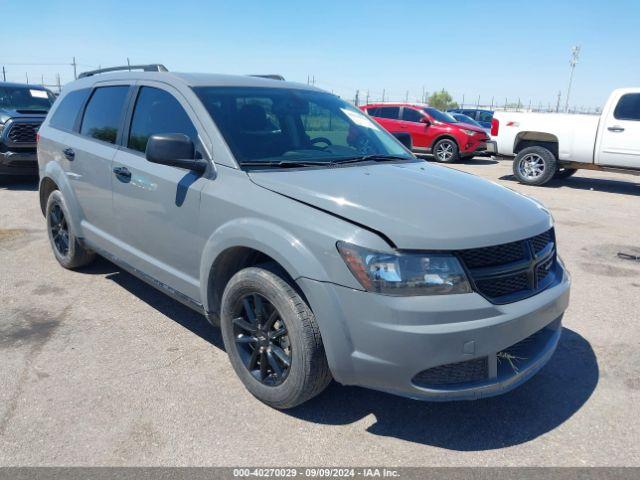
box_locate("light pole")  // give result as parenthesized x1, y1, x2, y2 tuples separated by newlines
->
(564, 46, 580, 113)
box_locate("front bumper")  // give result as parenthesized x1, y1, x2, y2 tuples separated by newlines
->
(298, 266, 570, 401)
(0, 149, 38, 176)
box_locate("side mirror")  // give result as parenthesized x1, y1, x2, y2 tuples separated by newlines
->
(146, 133, 207, 173)
(420, 117, 431, 126)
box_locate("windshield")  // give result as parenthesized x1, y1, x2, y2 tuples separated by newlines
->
(422, 107, 458, 124)
(453, 113, 482, 127)
(194, 87, 413, 167)
(0, 86, 54, 111)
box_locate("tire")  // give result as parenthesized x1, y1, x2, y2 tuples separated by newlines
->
(432, 138, 460, 163)
(45, 190, 95, 269)
(220, 264, 332, 409)
(554, 167, 578, 179)
(513, 146, 557, 186)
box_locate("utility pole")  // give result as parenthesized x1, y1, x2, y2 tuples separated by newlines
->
(382, 88, 385, 102)
(56, 73, 61, 93)
(354, 90, 359, 106)
(476, 95, 481, 109)
(25, 73, 29, 84)
(72, 57, 77, 79)
(490, 96, 494, 109)
(421, 86, 426, 103)
(41, 74, 45, 86)
(405, 90, 409, 102)
(555, 90, 562, 112)
(565, 45, 580, 113)
(365, 90, 369, 105)
(2, 66, 5, 82)
(127, 58, 131, 71)
(461, 94, 465, 108)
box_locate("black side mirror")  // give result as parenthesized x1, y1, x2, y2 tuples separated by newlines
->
(146, 133, 207, 173)
(420, 117, 431, 126)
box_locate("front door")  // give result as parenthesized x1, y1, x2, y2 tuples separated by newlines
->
(597, 92, 640, 168)
(399, 107, 430, 148)
(111, 84, 210, 300)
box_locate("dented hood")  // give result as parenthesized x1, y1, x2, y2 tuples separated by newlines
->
(248, 161, 552, 250)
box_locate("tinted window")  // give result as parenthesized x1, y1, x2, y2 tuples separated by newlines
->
(194, 87, 411, 165)
(614, 94, 640, 121)
(478, 111, 493, 123)
(401, 108, 423, 122)
(80, 86, 129, 144)
(368, 107, 400, 119)
(423, 107, 457, 123)
(49, 89, 90, 131)
(0, 86, 54, 111)
(128, 87, 198, 152)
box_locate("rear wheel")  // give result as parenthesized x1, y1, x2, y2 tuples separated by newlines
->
(513, 146, 557, 185)
(432, 138, 460, 163)
(220, 265, 332, 409)
(46, 190, 95, 269)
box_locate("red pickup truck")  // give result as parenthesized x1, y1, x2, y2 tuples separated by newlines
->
(360, 103, 493, 163)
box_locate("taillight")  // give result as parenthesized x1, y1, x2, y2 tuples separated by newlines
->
(490, 118, 499, 136)
(36, 133, 41, 143)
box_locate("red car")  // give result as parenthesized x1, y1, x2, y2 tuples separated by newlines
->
(360, 103, 491, 163)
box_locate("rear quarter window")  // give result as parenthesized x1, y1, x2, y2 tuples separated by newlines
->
(49, 89, 90, 131)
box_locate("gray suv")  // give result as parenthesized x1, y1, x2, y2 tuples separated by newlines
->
(37, 65, 570, 408)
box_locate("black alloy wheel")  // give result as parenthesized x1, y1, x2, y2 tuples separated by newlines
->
(232, 292, 292, 386)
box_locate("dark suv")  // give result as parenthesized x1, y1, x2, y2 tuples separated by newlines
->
(1, 82, 55, 177)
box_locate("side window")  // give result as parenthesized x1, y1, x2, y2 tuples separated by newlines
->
(372, 107, 400, 119)
(128, 87, 198, 153)
(80, 86, 129, 144)
(401, 108, 423, 123)
(49, 89, 90, 131)
(478, 111, 493, 123)
(462, 110, 476, 118)
(613, 93, 640, 121)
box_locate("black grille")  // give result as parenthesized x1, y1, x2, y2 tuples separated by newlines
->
(413, 357, 488, 387)
(457, 240, 525, 268)
(457, 228, 558, 304)
(476, 272, 529, 298)
(7, 122, 40, 144)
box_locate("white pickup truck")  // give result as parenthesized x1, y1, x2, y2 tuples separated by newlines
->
(491, 88, 640, 185)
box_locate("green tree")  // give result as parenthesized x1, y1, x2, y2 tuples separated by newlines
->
(427, 89, 458, 111)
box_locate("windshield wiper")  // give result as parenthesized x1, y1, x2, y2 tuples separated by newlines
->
(241, 160, 332, 169)
(331, 154, 411, 165)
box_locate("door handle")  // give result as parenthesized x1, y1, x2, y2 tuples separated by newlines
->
(608, 126, 625, 132)
(63, 147, 75, 160)
(113, 166, 132, 180)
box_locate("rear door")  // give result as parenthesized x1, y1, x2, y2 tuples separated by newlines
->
(366, 106, 401, 133)
(399, 107, 429, 148)
(597, 92, 640, 168)
(66, 84, 131, 249)
(110, 83, 210, 300)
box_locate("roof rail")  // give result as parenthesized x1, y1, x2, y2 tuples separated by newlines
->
(78, 64, 168, 79)
(249, 74, 285, 81)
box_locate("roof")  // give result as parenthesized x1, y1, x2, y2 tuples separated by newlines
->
(0, 81, 48, 90)
(69, 71, 323, 92)
(361, 102, 430, 108)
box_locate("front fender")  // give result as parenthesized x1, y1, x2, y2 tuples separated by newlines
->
(199, 217, 334, 312)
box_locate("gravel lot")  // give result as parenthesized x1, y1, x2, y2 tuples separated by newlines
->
(1, 158, 639, 466)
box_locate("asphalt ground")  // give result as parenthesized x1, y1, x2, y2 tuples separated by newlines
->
(1, 157, 639, 466)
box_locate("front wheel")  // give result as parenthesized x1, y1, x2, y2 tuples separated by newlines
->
(432, 138, 460, 163)
(513, 146, 557, 185)
(220, 265, 332, 409)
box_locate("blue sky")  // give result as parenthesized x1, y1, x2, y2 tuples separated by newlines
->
(3, 0, 639, 109)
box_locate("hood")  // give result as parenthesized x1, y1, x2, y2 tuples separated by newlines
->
(454, 122, 486, 134)
(0, 108, 48, 124)
(249, 161, 552, 250)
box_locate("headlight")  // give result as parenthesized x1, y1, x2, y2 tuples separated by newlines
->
(462, 129, 478, 136)
(337, 242, 471, 296)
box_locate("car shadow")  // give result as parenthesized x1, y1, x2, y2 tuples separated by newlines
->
(499, 173, 640, 196)
(78, 257, 597, 451)
(79, 256, 224, 349)
(0, 176, 38, 191)
(285, 327, 597, 450)
(415, 154, 498, 166)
